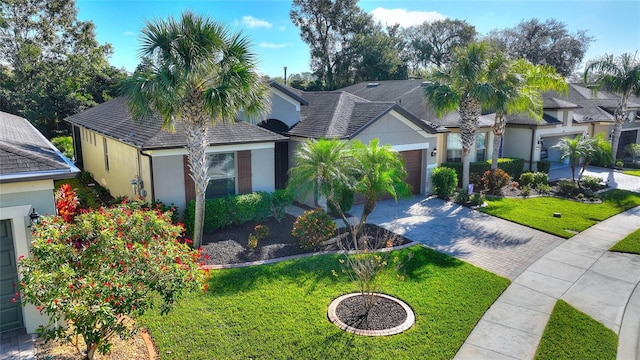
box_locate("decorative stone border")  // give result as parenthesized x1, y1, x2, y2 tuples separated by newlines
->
(327, 293, 415, 336)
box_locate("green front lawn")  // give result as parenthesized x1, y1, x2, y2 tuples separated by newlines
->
(142, 246, 509, 360)
(481, 189, 640, 238)
(623, 169, 640, 177)
(535, 300, 617, 360)
(610, 228, 640, 254)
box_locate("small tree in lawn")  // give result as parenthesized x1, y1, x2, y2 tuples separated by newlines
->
(19, 186, 208, 360)
(551, 135, 597, 183)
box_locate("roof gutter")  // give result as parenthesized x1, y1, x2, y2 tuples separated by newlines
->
(0, 168, 81, 184)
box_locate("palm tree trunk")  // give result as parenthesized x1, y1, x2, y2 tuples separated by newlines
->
(611, 95, 629, 162)
(491, 113, 506, 170)
(185, 123, 209, 249)
(459, 96, 481, 192)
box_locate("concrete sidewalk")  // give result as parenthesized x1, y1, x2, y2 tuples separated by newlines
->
(455, 206, 640, 360)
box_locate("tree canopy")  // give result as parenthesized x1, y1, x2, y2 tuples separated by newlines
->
(0, 0, 127, 137)
(485, 18, 593, 77)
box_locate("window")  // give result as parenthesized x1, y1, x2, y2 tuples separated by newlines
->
(446, 133, 462, 162)
(103, 138, 109, 171)
(476, 133, 487, 162)
(205, 153, 235, 198)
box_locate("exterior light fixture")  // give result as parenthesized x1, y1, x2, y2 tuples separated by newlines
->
(29, 208, 40, 227)
(431, 148, 437, 157)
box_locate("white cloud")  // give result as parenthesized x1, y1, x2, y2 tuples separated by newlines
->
(259, 42, 290, 49)
(278, 25, 286, 31)
(242, 16, 272, 29)
(123, 31, 136, 37)
(370, 8, 446, 28)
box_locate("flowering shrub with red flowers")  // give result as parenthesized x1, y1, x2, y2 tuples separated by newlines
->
(55, 183, 79, 222)
(19, 199, 208, 360)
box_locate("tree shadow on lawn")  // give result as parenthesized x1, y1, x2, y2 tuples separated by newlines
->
(207, 245, 463, 297)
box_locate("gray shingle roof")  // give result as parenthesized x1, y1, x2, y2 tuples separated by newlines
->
(340, 80, 494, 128)
(65, 97, 287, 150)
(0, 111, 79, 182)
(286, 90, 441, 139)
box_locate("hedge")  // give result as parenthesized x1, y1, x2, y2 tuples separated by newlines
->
(183, 189, 293, 235)
(441, 158, 524, 186)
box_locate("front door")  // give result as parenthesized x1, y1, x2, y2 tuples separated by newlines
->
(0, 220, 23, 332)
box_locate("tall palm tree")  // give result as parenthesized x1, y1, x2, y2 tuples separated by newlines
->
(490, 59, 567, 170)
(120, 12, 270, 248)
(423, 42, 498, 191)
(584, 52, 640, 162)
(351, 139, 409, 237)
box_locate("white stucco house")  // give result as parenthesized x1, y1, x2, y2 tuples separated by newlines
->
(0, 111, 79, 333)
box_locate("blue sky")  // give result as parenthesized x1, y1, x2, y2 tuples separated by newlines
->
(77, 0, 640, 78)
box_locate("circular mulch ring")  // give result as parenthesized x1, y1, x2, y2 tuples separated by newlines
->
(327, 293, 415, 336)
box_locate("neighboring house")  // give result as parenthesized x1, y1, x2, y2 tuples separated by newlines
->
(504, 83, 640, 169)
(0, 111, 80, 333)
(65, 97, 288, 213)
(339, 80, 496, 167)
(258, 82, 444, 197)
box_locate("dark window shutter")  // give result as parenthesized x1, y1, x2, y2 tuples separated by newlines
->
(183, 155, 196, 203)
(237, 150, 252, 194)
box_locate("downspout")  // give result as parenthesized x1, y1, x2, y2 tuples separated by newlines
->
(529, 127, 535, 171)
(139, 150, 155, 201)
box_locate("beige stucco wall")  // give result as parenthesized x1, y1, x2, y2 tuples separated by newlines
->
(503, 127, 534, 162)
(0, 179, 57, 333)
(151, 154, 187, 211)
(251, 148, 275, 192)
(356, 111, 431, 145)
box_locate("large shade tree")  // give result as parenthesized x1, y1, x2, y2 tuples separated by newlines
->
(489, 59, 568, 169)
(121, 12, 270, 249)
(584, 52, 640, 162)
(423, 42, 500, 191)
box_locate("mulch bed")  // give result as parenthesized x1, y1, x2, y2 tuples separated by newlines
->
(200, 214, 410, 266)
(335, 295, 407, 331)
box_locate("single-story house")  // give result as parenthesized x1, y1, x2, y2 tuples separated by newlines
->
(258, 81, 444, 198)
(65, 97, 288, 213)
(0, 111, 80, 333)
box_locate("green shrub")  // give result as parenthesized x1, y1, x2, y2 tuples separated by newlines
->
(431, 167, 458, 199)
(454, 191, 468, 205)
(521, 185, 532, 197)
(271, 189, 294, 222)
(623, 160, 640, 169)
(233, 192, 272, 224)
(580, 175, 602, 191)
(519, 172, 534, 187)
(292, 209, 336, 249)
(247, 234, 258, 249)
(532, 172, 549, 187)
(625, 143, 640, 160)
(537, 183, 552, 194)
(79, 171, 94, 184)
(483, 168, 511, 195)
(470, 193, 485, 206)
(536, 160, 551, 173)
(558, 179, 579, 197)
(442, 158, 524, 186)
(497, 158, 524, 179)
(591, 133, 614, 167)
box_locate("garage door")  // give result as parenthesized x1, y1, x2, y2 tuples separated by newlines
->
(401, 150, 422, 195)
(0, 220, 23, 332)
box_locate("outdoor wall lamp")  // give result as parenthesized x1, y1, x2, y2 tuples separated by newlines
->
(29, 208, 40, 227)
(431, 148, 437, 157)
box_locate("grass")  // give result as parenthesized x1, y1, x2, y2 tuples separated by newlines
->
(610, 228, 640, 254)
(54, 178, 103, 209)
(481, 189, 640, 238)
(141, 246, 510, 360)
(623, 169, 640, 177)
(535, 300, 617, 360)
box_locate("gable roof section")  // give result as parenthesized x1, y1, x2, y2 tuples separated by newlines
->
(65, 97, 287, 150)
(269, 81, 309, 105)
(286, 90, 440, 139)
(340, 80, 493, 128)
(0, 111, 79, 183)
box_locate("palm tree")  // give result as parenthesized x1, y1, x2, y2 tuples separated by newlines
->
(551, 135, 596, 183)
(423, 42, 498, 191)
(120, 12, 270, 249)
(489, 59, 567, 170)
(584, 52, 640, 162)
(287, 138, 353, 226)
(351, 139, 410, 237)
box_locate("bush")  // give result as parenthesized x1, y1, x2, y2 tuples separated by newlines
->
(591, 134, 613, 167)
(51, 136, 74, 159)
(558, 179, 579, 197)
(431, 167, 458, 199)
(497, 158, 524, 180)
(625, 143, 640, 160)
(328, 185, 355, 216)
(536, 160, 551, 173)
(254, 225, 269, 239)
(292, 209, 336, 250)
(247, 234, 258, 249)
(580, 175, 602, 191)
(521, 185, 532, 197)
(519, 172, 534, 187)
(185, 191, 284, 235)
(483, 168, 511, 195)
(271, 189, 293, 222)
(537, 183, 552, 195)
(442, 158, 524, 186)
(454, 191, 468, 205)
(532, 172, 549, 188)
(470, 193, 485, 206)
